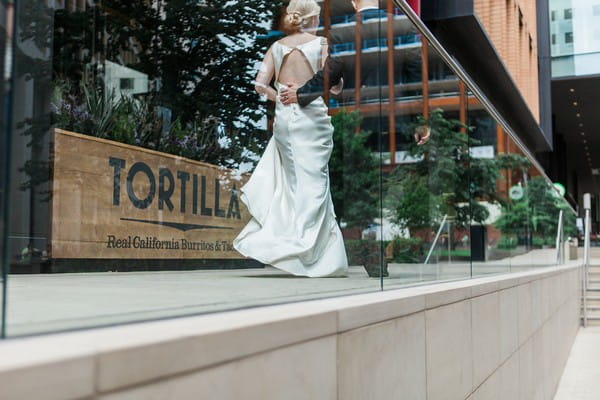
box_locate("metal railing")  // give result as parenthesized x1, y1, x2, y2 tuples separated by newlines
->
(583, 195, 591, 327)
(555, 209, 564, 265)
(424, 215, 448, 266)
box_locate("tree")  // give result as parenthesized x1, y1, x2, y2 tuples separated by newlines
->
(329, 110, 379, 229)
(495, 176, 577, 241)
(102, 0, 281, 167)
(42, 0, 282, 168)
(385, 108, 530, 235)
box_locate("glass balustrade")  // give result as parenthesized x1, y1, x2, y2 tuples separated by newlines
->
(0, 0, 578, 337)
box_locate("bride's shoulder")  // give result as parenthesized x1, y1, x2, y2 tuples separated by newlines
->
(276, 33, 324, 47)
(303, 33, 325, 44)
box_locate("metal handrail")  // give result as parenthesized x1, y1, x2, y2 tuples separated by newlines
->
(555, 210, 564, 265)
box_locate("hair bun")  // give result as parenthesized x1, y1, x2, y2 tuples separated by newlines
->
(283, 0, 320, 33)
(287, 11, 303, 26)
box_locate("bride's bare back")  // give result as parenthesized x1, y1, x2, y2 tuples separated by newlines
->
(254, 32, 327, 102)
(277, 33, 325, 87)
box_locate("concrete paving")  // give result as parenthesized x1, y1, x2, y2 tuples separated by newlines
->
(554, 327, 600, 400)
(3, 248, 565, 336)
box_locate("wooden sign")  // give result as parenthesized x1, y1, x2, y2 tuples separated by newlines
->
(50, 129, 250, 259)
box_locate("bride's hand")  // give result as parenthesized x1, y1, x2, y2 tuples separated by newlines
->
(280, 83, 298, 105)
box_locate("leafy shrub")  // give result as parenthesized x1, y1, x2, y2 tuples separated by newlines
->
(344, 240, 388, 277)
(532, 236, 545, 248)
(497, 235, 518, 250)
(390, 237, 424, 263)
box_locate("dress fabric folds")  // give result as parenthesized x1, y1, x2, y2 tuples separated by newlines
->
(233, 39, 348, 277)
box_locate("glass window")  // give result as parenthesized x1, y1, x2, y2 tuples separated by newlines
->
(594, 5, 600, 16)
(564, 8, 573, 19)
(566, 31, 574, 43)
(551, 10, 557, 21)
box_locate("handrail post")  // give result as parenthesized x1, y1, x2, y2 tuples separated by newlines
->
(555, 210, 564, 265)
(447, 220, 452, 265)
(583, 193, 591, 327)
(424, 214, 448, 266)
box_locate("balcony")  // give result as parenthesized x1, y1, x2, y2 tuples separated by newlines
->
(327, 77, 462, 109)
(320, 9, 405, 27)
(330, 34, 421, 55)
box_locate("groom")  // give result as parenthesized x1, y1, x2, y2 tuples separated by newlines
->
(280, 0, 382, 107)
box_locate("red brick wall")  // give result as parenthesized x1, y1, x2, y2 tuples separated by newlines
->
(474, 0, 540, 122)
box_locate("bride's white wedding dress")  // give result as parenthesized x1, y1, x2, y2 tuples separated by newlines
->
(233, 36, 348, 277)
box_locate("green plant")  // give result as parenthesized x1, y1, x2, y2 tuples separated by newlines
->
(495, 176, 577, 241)
(390, 237, 424, 263)
(494, 200, 530, 235)
(344, 240, 388, 277)
(532, 236, 545, 247)
(385, 173, 440, 235)
(81, 84, 123, 138)
(497, 235, 518, 250)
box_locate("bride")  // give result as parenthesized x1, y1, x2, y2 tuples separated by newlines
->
(233, 0, 348, 277)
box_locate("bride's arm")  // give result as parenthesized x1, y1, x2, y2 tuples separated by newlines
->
(255, 47, 277, 102)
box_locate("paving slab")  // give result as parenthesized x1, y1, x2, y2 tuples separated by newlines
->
(554, 327, 600, 400)
(3, 248, 564, 336)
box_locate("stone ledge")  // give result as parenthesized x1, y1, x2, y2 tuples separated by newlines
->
(0, 263, 582, 399)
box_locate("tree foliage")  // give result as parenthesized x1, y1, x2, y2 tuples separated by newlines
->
(385, 108, 531, 234)
(495, 176, 577, 239)
(382, 108, 575, 243)
(329, 110, 380, 229)
(47, 0, 282, 168)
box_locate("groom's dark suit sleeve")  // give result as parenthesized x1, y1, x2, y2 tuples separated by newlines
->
(297, 33, 344, 107)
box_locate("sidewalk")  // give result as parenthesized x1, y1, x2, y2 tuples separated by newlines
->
(554, 327, 600, 399)
(3, 248, 565, 336)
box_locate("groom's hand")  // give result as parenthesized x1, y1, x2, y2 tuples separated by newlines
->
(414, 126, 431, 146)
(280, 83, 298, 105)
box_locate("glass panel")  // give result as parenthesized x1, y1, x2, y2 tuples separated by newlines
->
(3, 0, 579, 337)
(381, 4, 471, 288)
(465, 95, 578, 276)
(0, 0, 11, 339)
(466, 95, 514, 276)
(323, 0, 385, 285)
(5, 0, 386, 336)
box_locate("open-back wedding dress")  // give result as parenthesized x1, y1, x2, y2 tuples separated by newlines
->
(233, 35, 348, 277)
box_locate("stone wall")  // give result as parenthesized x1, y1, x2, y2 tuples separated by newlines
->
(0, 264, 581, 400)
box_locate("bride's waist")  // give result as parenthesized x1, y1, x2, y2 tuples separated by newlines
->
(276, 97, 325, 110)
(275, 81, 306, 92)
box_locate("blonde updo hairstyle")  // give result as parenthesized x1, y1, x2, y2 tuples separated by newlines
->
(283, 0, 321, 34)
